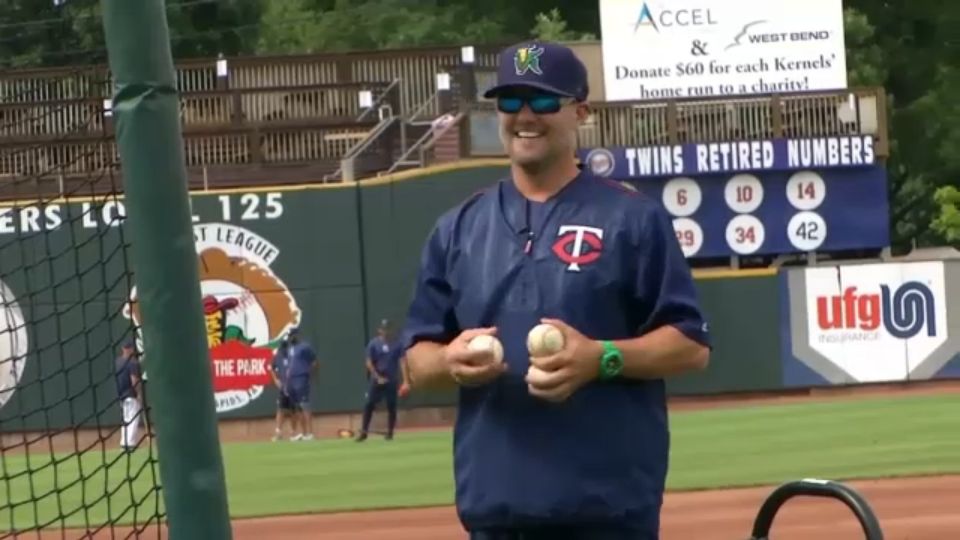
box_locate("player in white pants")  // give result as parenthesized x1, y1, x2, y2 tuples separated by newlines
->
(115, 340, 143, 452)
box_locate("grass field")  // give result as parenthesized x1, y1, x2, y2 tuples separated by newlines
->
(2, 392, 959, 531)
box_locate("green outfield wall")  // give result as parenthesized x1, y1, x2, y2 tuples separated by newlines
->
(0, 161, 784, 431)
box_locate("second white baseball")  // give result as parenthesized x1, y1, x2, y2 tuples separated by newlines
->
(527, 323, 565, 357)
(467, 334, 504, 364)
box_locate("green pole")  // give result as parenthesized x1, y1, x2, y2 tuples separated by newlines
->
(100, 1, 233, 539)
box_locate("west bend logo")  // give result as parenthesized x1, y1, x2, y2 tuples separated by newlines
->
(815, 282, 937, 340)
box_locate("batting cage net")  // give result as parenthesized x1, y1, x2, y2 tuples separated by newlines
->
(0, 18, 164, 540)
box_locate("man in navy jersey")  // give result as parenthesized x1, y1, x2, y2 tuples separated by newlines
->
(401, 41, 712, 540)
(356, 319, 410, 442)
(283, 327, 318, 441)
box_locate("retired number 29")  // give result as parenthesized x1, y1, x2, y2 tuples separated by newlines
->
(218, 193, 284, 221)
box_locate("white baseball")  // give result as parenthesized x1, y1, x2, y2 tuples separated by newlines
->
(467, 334, 504, 364)
(525, 364, 551, 386)
(526, 323, 565, 357)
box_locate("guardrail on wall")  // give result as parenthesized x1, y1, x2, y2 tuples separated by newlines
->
(462, 86, 889, 158)
(0, 44, 506, 131)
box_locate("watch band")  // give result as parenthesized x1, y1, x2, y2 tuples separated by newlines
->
(599, 340, 623, 380)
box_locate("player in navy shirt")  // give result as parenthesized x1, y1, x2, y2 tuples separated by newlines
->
(283, 327, 318, 441)
(401, 41, 712, 539)
(114, 340, 143, 452)
(270, 339, 297, 441)
(356, 319, 410, 442)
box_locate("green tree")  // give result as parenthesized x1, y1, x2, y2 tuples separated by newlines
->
(931, 186, 960, 243)
(530, 8, 595, 42)
(255, 0, 504, 54)
(845, 0, 959, 251)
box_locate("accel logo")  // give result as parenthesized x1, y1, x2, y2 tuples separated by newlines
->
(815, 282, 937, 339)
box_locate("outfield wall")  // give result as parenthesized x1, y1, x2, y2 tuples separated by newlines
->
(1, 161, 956, 432)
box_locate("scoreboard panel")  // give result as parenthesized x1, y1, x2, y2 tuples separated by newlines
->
(577, 135, 890, 259)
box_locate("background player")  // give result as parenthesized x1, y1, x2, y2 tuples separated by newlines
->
(356, 319, 410, 442)
(401, 41, 711, 539)
(114, 339, 143, 452)
(270, 338, 296, 441)
(284, 327, 319, 441)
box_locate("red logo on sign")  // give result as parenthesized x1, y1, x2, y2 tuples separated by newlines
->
(209, 340, 274, 392)
(551, 225, 604, 272)
(815, 283, 937, 339)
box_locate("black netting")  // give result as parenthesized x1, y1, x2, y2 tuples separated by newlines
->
(0, 34, 164, 540)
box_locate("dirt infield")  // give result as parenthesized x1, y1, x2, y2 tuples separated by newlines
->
(232, 474, 960, 539)
(225, 381, 960, 540)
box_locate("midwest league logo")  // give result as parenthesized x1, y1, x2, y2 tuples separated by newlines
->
(0, 279, 28, 412)
(124, 223, 301, 413)
(551, 225, 604, 272)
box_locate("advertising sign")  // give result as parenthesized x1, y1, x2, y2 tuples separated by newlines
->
(781, 261, 960, 386)
(0, 279, 28, 411)
(598, 0, 848, 101)
(123, 203, 303, 415)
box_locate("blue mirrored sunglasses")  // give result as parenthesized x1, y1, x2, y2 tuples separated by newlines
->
(496, 94, 569, 114)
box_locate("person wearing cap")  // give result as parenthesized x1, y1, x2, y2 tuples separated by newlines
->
(400, 41, 711, 539)
(114, 339, 143, 452)
(356, 319, 410, 442)
(283, 327, 319, 441)
(269, 338, 297, 441)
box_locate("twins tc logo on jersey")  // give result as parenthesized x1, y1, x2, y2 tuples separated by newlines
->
(552, 225, 604, 272)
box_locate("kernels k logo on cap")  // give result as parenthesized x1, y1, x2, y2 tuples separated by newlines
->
(514, 45, 545, 76)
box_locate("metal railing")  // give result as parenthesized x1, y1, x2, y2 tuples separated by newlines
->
(0, 120, 377, 180)
(383, 112, 464, 175)
(331, 115, 400, 182)
(0, 43, 506, 124)
(576, 87, 887, 153)
(464, 87, 888, 158)
(0, 82, 393, 141)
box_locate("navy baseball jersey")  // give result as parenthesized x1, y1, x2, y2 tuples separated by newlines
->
(366, 337, 402, 382)
(115, 356, 141, 400)
(286, 343, 317, 379)
(402, 170, 711, 533)
(271, 346, 290, 379)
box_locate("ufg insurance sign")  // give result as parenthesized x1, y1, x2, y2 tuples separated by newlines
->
(598, 0, 848, 101)
(783, 261, 960, 386)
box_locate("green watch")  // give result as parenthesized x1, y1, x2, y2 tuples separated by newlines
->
(598, 340, 624, 380)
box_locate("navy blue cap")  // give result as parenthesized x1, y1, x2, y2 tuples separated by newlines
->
(483, 41, 589, 101)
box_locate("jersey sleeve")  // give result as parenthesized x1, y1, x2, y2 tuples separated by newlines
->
(632, 204, 712, 348)
(401, 220, 460, 352)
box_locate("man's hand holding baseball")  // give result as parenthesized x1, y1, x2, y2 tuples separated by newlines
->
(526, 319, 603, 403)
(444, 328, 506, 387)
